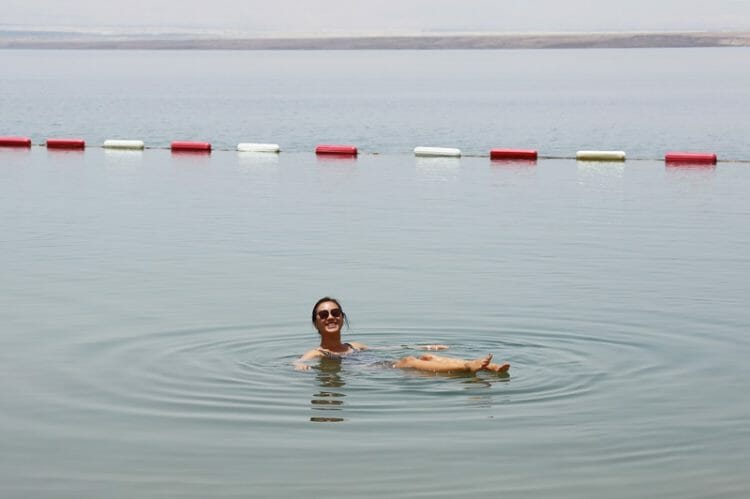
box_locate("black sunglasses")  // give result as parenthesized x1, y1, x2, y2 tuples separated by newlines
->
(317, 308, 342, 320)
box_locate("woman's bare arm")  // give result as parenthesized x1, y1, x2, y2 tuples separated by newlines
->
(293, 349, 323, 371)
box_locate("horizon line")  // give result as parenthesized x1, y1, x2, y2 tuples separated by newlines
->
(2, 31, 750, 50)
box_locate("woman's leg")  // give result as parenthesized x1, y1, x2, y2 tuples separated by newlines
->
(393, 353, 493, 373)
(395, 353, 510, 374)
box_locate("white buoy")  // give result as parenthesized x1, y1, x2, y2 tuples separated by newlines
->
(576, 150, 626, 161)
(237, 143, 281, 153)
(414, 146, 462, 158)
(102, 139, 145, 150)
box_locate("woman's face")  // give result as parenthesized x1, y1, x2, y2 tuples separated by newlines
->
(314, 301, 344, 336)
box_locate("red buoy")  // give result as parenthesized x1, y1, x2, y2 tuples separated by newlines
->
(0, 136, 32, 148)
(490, 148, 538, 160)
(665, 152, 717, 164)
(46, 138, 85, 149)
(315, 144, 358, 156)
(171, 141, 211, 152)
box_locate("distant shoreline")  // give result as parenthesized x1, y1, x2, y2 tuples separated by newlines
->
(1, 31, 750, 50)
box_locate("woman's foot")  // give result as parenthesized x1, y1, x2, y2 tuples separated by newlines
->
(464, 353, 493, 372)
(483, 362, 510, 373)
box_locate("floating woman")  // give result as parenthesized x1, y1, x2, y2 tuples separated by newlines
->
(294, 297, 510, 374)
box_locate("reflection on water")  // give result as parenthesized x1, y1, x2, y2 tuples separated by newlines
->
(489, 158, 537, 168)
(414, 156, 461, 177)
(307, 353, 513, 422)
(169, 150, 212, 168)
(314, 155, 358, 166)
(103, 148, 144, 169)
(665, 162, 717, 170)
(665, 162, 717, 180)
(576, 161, 626, 188)
(310, 358, 346, 423)
(237, 151, 280, 168)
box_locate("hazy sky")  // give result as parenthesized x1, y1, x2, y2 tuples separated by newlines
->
(3, 0, 750, 33)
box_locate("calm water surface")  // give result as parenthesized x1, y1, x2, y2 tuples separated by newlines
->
(1, 48, 749, 157)
(1, 49, 749, 498)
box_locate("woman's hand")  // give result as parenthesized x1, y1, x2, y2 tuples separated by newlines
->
(417, 344, 449, 351)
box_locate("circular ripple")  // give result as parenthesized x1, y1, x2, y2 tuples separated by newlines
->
(22, 312, 717, 428)
(47, 323, 308, 427)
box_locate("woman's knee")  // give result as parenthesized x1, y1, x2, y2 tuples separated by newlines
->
(393, 356, 417, 368)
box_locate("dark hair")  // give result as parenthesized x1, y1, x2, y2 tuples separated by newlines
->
(312, 296, 349, 329)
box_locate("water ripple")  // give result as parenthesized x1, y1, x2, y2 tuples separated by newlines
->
(17, 315, 690, 428)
